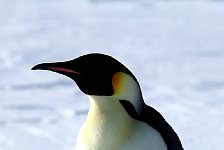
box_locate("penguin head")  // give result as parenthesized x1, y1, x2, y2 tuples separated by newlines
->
(32, 53, 139, 97)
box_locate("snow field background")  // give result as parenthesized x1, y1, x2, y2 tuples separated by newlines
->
(0, 0, 224, 150)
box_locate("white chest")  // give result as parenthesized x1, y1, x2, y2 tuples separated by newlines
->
(75, 97, 167, 150)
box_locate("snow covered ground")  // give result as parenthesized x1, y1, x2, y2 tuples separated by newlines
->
(0, 0, 224, 150)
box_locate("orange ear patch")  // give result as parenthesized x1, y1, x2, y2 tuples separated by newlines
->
(112, 72, 122, 94)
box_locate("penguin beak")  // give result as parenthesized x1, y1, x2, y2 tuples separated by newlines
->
(31, 62, 80, 75)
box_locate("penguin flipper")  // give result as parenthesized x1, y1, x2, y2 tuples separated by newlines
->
(120, 100, 184, 150)
(141, 104, 184, 150)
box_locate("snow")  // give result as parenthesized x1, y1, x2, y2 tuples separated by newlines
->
(0, 0, 224, 150)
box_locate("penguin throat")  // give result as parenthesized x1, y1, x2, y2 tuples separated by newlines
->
(86, 96, 139, 136)
(87, 94, 145, 123)
(111, 72, 144, 114)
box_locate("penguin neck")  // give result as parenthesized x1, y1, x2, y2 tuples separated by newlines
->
(85, 72, 145, 118)
(84, 78, 145, 133)
(112, 72, 145, 115)
(87, 95, 135, 124)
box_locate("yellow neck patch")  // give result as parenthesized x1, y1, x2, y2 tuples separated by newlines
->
(112, 72, 123, 95)
(112, 72, 141, 102)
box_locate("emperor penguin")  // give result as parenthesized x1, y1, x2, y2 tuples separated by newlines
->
(32, 53, 183, 150)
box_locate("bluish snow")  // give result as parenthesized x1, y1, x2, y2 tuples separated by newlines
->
(0, 0, 224, 150)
